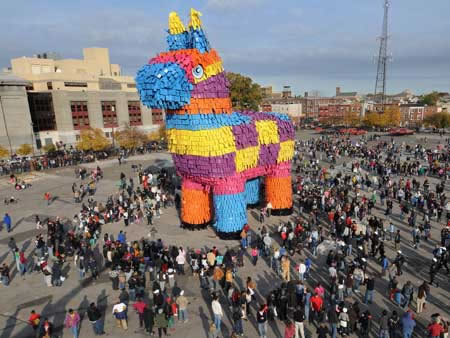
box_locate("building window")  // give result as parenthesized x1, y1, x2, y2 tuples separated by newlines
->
(152, 108, 164, 125)
(127, 83, 136, 88)
(128, 101, 142, 126)
(101, 101, 118, 128)
(71, 101, 90, 130)
(25, 84, 34, 91)
(64, 82, 88, 88)
(28, 93, 56, 132)
(47, 82, 53, 90)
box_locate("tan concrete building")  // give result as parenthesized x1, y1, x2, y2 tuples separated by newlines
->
(0, 73, 34, 152)
(8, 48, 160, 148)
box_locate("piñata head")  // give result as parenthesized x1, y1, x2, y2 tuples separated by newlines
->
(136, 9, 231, 114)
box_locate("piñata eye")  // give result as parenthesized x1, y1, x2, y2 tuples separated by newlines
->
(192, 65, 204, 79)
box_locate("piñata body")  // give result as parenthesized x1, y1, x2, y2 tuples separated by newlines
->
(136, 9, 295, 238)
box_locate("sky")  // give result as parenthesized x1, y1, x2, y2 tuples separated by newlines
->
(1, 0, 449, 96)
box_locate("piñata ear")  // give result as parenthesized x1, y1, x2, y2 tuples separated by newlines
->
(167, 11, 190, 51)
(189, 8, 210, 53)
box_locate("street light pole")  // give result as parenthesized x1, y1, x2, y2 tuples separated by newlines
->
(0, 96, 13, 155)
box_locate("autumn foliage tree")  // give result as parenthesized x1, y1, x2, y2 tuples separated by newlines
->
(0, 145, 9, 158)
(114, 124, 147, 150)
(148, 124, 167, 142)
(226, 72, 262, 111)
(76, 128, 110, 151)
(17, 144, 33, 156)
(423, 112, 450, 129)
(363, 106, 401, 128)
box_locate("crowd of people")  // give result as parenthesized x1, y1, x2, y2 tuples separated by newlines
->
(1, 132, 450, 338)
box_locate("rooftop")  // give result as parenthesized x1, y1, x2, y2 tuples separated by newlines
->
(0, 72, 29, 86)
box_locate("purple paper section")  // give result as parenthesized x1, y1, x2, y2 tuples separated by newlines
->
(258, 143, 280, 167)
(173, 152, 236, 177)
(276, 119, 295, 142)
(232, 123, 259, 150)
(191, 73, 230, 99)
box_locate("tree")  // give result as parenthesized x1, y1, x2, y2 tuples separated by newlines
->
(148, 124, 167, 142)
(420, 91, 440, 106)
(0, 145, 9, 158)
(342, 111, 360, 127)
(423, 112, 450, 129)
(114, 124, 147, 150)
(16, 144, 33, 156)
(226, 72, 262, 111)
(42, 143, 56, 153)
(76, 128, 110, 151)
(385, 105, 401, 126)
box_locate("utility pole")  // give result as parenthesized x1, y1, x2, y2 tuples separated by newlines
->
(374, 0, 391, 113)
(0, 96, 13, 155)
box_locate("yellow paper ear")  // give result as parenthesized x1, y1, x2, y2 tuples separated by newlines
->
(169, 11, 186, 34)
(189, 8, 203, 30)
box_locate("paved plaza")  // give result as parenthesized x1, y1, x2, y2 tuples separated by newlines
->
(0, 131, 449, 338)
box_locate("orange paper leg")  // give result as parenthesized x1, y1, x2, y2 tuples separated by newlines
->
(181, 179, 212, 229)
(265, 176, 293, 216)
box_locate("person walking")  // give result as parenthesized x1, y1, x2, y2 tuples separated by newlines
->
(285, 319, 296, 338)
(39, 317, 53, 338)
(416, 281, 429, 313)
(87, 302, 105, 335)
(64, 309, 81, 338)
(211, 295, 223, 332)
(3, 213, 12, 232)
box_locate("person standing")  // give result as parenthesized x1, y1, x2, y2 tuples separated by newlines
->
(379, 310, 390, 338)
(143, 305, 155, 336)
(401, 310, 416, 338)
(417, 281, 429, 313)
(176, 290, 189, 323)
(3, 213, 12, 232)
(133, 297, 148, 329)
(87, 302, 105, 335)
(44, 192, 51, 206)
(64, 309, 81, 338)
(39, 317, 53, 338)
(285, 319, 295, 338)
(281, 256, 290, 282)
(154, 308, 169, 338)
(211, 295, 223, 332)
(364, 275, 375, 304)
(112, 300, 128, 330)
(28, 310, 41, 335)
(257, 305, 268, 338)
(293, 306, 305, 338)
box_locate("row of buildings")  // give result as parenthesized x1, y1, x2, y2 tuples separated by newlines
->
(0, 48, 162, 152)
(260, 86, 450, 127)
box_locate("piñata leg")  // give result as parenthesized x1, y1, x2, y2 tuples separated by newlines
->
(213, 179, 247, 240)
(265, 162, 293, 216)
(181, 178, 212, 229)
(244, 178, 261, 208)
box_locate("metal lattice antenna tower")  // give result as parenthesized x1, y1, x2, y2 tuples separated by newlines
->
(374, 0, 390, 111)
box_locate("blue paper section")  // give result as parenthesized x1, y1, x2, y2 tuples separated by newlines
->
(266, 112, 291, 121)
(136, 62, 193, 109)
(244, 178, 260, 205)
(166, 112, 251, 130)
(213, 192, 247, 233)
(167, 31, 190, 51)
(190, 28, 210, 53)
